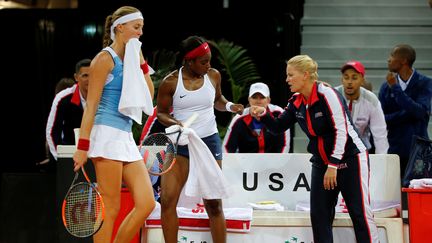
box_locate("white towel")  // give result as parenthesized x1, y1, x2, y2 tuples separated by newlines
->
(248, 202, 284, 211)
(146, 202, 253, 232)
(409, 178, 432, 189)
(165, 126, 231, 199)
(147, 202, 252, 221)
(118, 38, 153, 124)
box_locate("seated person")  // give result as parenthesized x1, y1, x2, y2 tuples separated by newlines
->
(222, 82, 291, 153)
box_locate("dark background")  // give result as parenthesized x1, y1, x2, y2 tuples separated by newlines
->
(0, 1, 303, 241)
(0, 0, 303, 173)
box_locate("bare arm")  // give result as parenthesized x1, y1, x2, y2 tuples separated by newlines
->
(73, 51, 111, 171)
(156, 72, 182, 127)
(208, 68, 244, 114)
(144, 73, 154, 99)
(140, 49, 155, 99)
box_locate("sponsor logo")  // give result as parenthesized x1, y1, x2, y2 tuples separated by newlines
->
(285, 235, 312, 243)
(295, 112, 304, 119)
(180, 95, 187, 98)
(337, 163, 348, 169)
(177, 235, 208, 243)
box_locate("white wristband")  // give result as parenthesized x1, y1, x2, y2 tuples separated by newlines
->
(225, 102, 234, 112)
(328, 164, 338, 169)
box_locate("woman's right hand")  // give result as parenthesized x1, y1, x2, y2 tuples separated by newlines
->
(386, 72, 397, 87)
(323, 167, 337, 190)
(249, 105, 266, 119)
(73, 149, 88, 172)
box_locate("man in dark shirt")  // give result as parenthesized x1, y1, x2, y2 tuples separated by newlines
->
(378, 44, 432, 180)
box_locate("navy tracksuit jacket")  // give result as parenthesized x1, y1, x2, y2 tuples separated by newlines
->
(261, 82, 379, 243)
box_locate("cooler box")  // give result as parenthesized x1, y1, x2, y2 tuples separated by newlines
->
(112, 188, 140, 243)
(402, 188, 432, 243)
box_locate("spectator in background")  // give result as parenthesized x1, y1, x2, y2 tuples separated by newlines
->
(54, 77, 75, 95)
(223, 82, 290, 153)
(378, 44, 432, 177)
(38, 77, 76, 169)
(335, 60, 389, 154)
(46, 59, 91, 162)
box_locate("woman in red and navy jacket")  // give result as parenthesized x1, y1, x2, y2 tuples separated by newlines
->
(250, 55, 378, 243)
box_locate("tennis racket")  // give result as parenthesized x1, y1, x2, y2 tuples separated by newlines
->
(139, 112, 199, 176)
(62, 167, 105, 238)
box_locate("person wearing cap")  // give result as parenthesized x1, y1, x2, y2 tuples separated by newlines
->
(222, 82, 290, 153)
(156, 35, 244, 243)
(378, 44, 432, 183)
(250, 55, 379, 243)
(72, 6, 156, 242)
(335, 60, 389, 154)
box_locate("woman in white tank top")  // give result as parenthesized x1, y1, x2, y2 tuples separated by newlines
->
(156, 36, 244, 243)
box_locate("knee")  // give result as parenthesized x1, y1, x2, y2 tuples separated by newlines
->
(104, 199, 121, 221)
(205, 200, 223, 217)
(135, 197, 156, 216)
(160, 192, 177, 211)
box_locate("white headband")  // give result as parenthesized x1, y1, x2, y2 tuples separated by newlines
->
(110, 12, 143, 41)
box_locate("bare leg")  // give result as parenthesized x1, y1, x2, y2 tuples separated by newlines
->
(92, 158, 123, 243)
(204, 199, 226, 243)
(160, 155, 189, 243)
(203, 159, 226, 243)
(113, 160, 155, 243)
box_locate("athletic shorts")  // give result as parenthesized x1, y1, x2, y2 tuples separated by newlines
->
(177, 133, 223, 160)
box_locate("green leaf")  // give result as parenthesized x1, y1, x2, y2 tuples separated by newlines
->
(209, 39, 261, 103)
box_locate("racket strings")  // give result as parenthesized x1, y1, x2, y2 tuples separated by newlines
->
(64, 183, 103, 237)
(140, 133, 176, 174)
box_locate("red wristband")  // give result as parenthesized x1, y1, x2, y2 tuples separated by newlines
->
(77, 138, 90, 151)
(140, 61, 149, 75)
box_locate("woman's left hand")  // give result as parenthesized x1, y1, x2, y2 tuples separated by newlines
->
(323, 167, 337, 190)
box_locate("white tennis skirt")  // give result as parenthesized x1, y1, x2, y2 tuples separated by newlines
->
(88, 124, 142, 162)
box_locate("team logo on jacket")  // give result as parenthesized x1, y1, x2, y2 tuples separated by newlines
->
(295, 112, 304, 119)
(315, 112, 323, 118)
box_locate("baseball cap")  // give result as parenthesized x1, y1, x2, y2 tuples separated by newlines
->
(341, 60, 365, 77)
(249, 83, 270, 97)
(249, 82, 270, 97)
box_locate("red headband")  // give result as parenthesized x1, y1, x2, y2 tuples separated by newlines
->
(184, 42, 211, 60)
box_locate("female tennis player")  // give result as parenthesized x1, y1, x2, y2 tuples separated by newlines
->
(73, 6, 155, 243)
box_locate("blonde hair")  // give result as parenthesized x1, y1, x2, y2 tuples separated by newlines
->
(102, 6, 141, 47)
(287, 55, 319, 81)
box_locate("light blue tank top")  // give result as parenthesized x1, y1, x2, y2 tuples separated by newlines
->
(94, 47, 133, 132)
